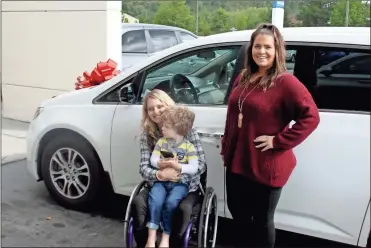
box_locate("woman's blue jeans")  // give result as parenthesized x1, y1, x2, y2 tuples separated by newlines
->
(147, 181, 189, 234)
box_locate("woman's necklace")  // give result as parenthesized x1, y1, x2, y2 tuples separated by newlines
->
(237, 77, 260, 128)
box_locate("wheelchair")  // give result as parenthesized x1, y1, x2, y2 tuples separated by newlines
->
(123, 170, 218, 247)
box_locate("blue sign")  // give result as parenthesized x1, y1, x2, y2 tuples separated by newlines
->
(272, 1, 285, 9)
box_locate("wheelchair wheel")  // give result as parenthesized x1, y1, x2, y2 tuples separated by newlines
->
(182, 218, 197, 247)
(123, 180, 147, 248)
(197, 187, 218, 248)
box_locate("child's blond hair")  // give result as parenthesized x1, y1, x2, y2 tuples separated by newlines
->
(161, 106, 195, 136)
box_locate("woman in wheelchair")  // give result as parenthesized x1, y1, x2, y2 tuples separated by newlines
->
(145, 105, 198, 247)
(123, 89, 218, 248)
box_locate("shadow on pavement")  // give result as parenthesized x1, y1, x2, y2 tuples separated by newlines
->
(81, 188, 352, 248)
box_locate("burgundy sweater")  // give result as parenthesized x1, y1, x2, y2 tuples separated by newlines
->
(221, 73, 320, 187)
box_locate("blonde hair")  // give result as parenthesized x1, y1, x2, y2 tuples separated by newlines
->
(161, 106, 195, 136)
(141, 89, 175, 139)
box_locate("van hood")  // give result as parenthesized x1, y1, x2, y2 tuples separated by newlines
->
(40, 86, 99, 107)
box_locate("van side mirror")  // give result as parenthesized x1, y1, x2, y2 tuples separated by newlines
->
(118, 86, 129, 103)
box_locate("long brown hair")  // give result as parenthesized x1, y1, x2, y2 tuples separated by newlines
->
(240, 23, 287, 90)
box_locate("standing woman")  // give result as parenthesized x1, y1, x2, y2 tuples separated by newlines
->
(221, 23, 320, 248)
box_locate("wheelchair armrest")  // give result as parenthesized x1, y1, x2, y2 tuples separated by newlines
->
(136, 180, 148, 191)
(204, 187, 215, 197)
(199, 185, 215, 196)
(205, 186, 215, 193)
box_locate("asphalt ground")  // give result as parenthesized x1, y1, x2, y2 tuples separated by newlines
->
(2, 160, 352, 247)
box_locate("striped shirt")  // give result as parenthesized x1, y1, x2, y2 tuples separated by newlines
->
(150, 137, 199, 176)
(139, 128, 207, 192)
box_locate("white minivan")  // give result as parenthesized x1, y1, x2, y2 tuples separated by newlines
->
(26, 27, 370, 247)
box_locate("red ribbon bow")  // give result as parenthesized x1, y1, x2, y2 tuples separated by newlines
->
(75, 58, 120, 90)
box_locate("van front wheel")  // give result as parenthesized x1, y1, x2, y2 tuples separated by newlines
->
(41, 134, 103, 210)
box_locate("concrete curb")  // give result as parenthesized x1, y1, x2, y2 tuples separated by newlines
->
(1, 153, 27, 165)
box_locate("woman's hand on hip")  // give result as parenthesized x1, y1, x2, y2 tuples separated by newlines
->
(254, 135, 274, 152)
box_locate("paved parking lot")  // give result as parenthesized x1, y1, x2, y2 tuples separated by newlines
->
(2, 160, 130, 247)
(2, 160, 349, 247)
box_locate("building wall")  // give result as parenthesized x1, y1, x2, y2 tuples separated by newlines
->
(1, 1, 122, 121)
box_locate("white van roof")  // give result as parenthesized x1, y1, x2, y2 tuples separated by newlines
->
(200, 27, 370, 46)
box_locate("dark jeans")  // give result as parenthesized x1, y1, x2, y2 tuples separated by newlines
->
(226, 170, 282, 248)
(131, 186, 200, 248)
(147, 182, 189, 234)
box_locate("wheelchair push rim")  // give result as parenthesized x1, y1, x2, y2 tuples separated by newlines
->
(197, 187, 218, 248)
(183, 219, 195, 247)
(123, 181, 147, 248)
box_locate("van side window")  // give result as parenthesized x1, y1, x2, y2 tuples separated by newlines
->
(148, 30, 178, 53)
(332, 55, 371, 75)
(286, 46, 370, 112)
(122, 30, 147, 53)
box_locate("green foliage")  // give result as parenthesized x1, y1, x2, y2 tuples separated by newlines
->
(231, 7, 271, 31)
(284, 0, 302, 27)
(197, 10, 212, 35)
(330, 0, 370, 26)
(122, 0, 370, 35)
(122, 0, 158, 24)
(297, 0, 337, 26)
(153, 0, 195, 32)
(210, 8, 230, 33)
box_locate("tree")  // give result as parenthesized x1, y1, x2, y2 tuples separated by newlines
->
(191, 2, 212, 35)
(198, 11, 212, 35)
(231, 7, 270, 31)
(153, 0, 195, 32)
(210, 8, 230, 33)
(297, 0, 338, 27)
(284, 0, 302, 27)
(122, 0, 158, 24)
(245, 7, 271, 29)
(122, 1, 145, 19)
(330, 0, 370, 26)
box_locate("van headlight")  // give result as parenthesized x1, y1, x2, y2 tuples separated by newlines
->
(33, 107, 44, 120)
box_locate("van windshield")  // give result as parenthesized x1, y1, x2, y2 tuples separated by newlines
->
(148, 50, 230, 78)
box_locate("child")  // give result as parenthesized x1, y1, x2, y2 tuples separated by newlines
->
(146, 106, 199, 248)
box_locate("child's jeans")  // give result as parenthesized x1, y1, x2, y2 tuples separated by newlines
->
(147, 181, 189, 235)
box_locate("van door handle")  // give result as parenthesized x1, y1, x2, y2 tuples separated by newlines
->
(197, 131, 224, 138)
